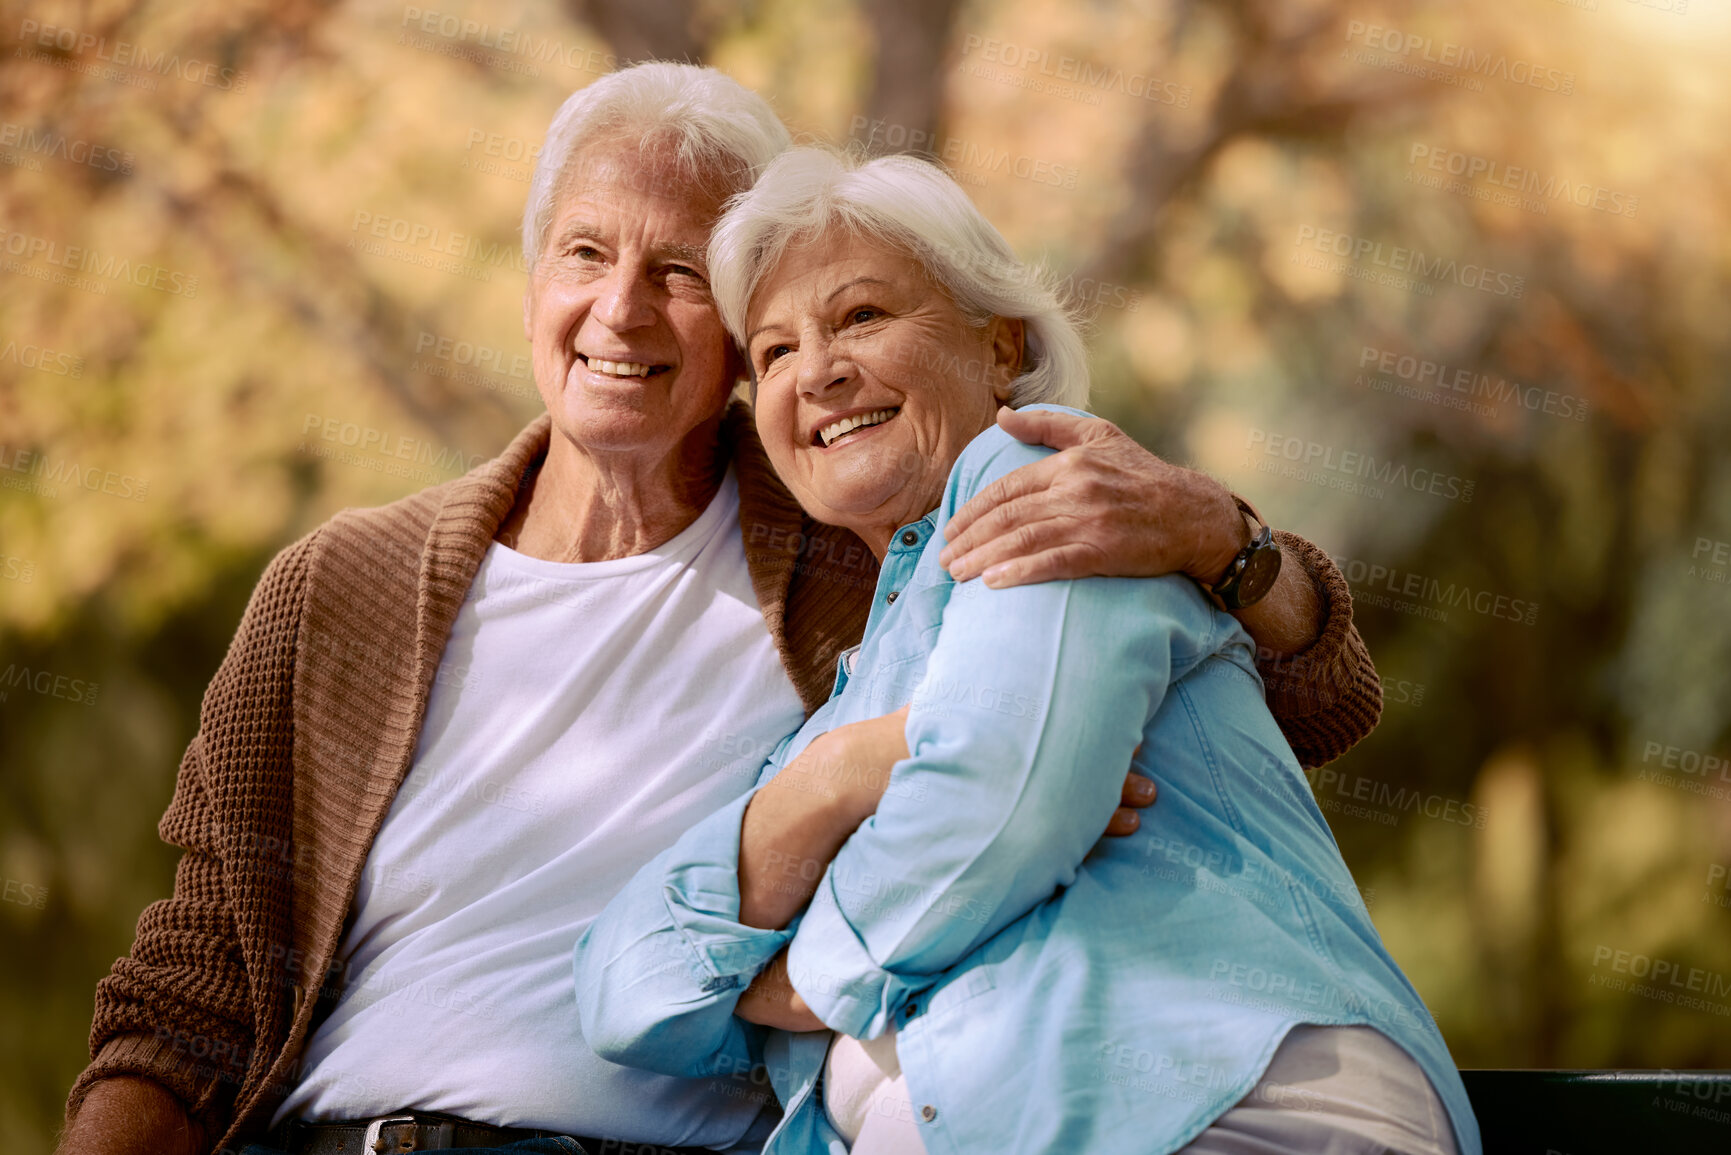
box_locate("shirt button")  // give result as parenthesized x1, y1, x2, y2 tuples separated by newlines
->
(920, 1105, 938, 1123)
(886, 590, 899, 604)
(901, 530, 920, 546)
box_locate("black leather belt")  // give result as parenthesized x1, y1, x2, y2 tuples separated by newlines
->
(272, 1111, 715, 1154)
(275, 1113, 557, 1153)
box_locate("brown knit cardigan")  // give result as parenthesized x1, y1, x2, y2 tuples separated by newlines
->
(68, 401, 1381, 1151)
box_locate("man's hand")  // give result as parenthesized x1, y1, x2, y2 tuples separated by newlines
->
(940, 407, 1322, 658)
(56, 1076, 206, 1155)
(941, 407, 1245, 588)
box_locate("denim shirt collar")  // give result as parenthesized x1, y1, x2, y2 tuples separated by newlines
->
(832, 511, 939, 697)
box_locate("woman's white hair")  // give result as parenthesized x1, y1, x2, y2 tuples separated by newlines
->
(709, 147, 1089, 409)
(522, 62, 792, 266)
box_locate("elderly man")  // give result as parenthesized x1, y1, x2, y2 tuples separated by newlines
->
(59, 64, 1379, 1155)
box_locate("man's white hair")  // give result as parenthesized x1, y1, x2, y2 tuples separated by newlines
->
(522, 62, 792, 266)
(708, 146, 1089, 409)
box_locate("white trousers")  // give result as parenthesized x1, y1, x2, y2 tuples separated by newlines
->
(823, 1024, 1460, 1155)
(1177, 1025, 1460, 1155)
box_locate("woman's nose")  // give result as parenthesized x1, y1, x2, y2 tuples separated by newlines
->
(795, 337, 851, 397)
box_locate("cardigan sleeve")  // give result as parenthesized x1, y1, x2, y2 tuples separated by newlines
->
(1255, 531, 1383, 768)
(66, 531, 318, 1142)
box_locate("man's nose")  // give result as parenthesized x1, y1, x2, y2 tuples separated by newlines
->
(591, 265, 656, 331)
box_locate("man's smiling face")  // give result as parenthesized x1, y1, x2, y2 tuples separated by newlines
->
(523, 137, 740, 466)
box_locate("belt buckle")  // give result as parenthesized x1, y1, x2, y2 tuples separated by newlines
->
(361, 1115, 419, 1153)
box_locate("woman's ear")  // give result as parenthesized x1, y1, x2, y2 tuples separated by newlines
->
(987, 316, 1025, 403)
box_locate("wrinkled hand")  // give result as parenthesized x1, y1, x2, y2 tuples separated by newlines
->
(939, 407, 1247, 589)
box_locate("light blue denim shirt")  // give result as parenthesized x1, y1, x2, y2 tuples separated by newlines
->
(575, 406, 1481, 1155)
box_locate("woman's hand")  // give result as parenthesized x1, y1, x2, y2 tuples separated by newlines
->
(735, 947, 827, 1032)
(737, 707, 912, 930)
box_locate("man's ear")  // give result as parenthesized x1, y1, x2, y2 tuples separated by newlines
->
(988, 316, 1025, 403)
(522, 286, 533, 343)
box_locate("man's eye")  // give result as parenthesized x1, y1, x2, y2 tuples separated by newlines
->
(667, 264, 704, 280)
(569, 245, 602, 260)
(761, 344, 792, 366)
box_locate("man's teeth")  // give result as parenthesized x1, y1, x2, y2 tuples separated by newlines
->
(820, 409, 898, 447)
(586, 357, 656, 377)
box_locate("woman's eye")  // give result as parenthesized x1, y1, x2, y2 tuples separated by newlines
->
(571, 245, 602, 261)
(761, 344, 792, 366)
(848, 307, 880, 324)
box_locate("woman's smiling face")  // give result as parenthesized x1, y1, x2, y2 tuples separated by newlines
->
(747, 229, 1023, 556)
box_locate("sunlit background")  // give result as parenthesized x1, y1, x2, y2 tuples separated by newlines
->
(3, 0, 1730, 1146)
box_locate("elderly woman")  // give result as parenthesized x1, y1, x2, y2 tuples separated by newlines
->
(574, 149, 1480, 1155)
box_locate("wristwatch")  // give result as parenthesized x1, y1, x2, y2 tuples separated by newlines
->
(1206, 496, 1282, 611)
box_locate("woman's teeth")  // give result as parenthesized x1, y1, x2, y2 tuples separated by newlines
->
(585, 357, 656, 377)
(819, 408, 898, 447)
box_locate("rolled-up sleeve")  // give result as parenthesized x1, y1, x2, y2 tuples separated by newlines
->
(786, 420, 1237, 1040)
(575, 786, 794, 1078)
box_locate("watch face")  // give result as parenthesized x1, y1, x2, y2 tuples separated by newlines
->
(1236, 542, 1282, 606)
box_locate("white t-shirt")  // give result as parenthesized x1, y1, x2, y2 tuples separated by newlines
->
(276, 467, 806, 1147)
